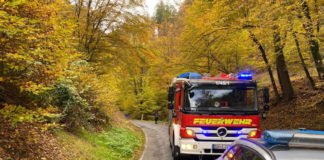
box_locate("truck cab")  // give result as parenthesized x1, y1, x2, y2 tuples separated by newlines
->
(168, 72, 269, 160)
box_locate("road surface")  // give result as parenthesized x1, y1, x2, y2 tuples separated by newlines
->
(132, 120, 217, 160)
(132, 120, 172, 160)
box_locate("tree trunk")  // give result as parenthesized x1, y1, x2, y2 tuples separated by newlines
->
(314, 0, 320, 33)
(273, 26, 294, 101)
(75, 0, 83, 50)
(248, 30, 280, 101)
(300, 0, 324, 79)
(139, 67, 144, 93)
(292, 31, 315, 89)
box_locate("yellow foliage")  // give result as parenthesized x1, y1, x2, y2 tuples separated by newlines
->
(1, 0, 79, 94)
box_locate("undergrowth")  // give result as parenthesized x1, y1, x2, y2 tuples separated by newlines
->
(57, 127, 143, 160)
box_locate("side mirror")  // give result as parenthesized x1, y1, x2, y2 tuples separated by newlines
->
(168, 102, 174, 110)
(168, 87, 175, 110)
(262, 87, 270, 120)
(262, 87, 270, 104)
(262, 87, 270, 112)
(168, 87, 174, 101)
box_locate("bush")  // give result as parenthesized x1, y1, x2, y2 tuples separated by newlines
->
(52, 83, 93, 131)
(52, 82, 110, 132)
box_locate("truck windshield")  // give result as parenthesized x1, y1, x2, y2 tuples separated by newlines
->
(185, 87, 257, 113)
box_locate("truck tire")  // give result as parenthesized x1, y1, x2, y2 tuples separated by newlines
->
(172, 146, 182, 160)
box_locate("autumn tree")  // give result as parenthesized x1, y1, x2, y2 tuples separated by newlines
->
(105, 2, 184, 119)
(299, 0, 323, 79)
(73, 0, 143, 61)
(155, 1, 177, 36)
(0, 0, 78, 106)
(271, 1, 294, 101)
(176, 0, 321, 102)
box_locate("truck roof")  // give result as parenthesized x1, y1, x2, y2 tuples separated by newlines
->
(171, 77, 257, 87)
(171, 72, 257, 87)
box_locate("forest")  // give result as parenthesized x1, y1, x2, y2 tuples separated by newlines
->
(0, 0, 323, 159)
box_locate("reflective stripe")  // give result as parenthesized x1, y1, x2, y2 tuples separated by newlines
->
(186, 127, 257, 141)
(196, 135, 247, 141)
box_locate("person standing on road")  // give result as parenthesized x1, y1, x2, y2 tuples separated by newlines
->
(154, 111, 159, 124)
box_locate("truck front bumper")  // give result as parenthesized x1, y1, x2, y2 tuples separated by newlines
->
(179, 138, 232, 155)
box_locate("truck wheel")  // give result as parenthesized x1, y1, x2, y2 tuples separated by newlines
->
(172, 146, 182, 160)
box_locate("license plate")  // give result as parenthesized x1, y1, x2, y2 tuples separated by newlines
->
(212, 144, 229, 149)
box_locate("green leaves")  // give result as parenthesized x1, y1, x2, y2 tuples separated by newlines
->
(3, 0, 27, 8)
(0, 104, 45, 126)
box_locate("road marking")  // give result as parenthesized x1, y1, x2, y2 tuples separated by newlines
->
(133, 121, 148, 160)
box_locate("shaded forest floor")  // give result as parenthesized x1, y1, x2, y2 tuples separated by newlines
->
(0, 118, 69, 160)
(0, 111, 144, 160)
(261, 76, 324, 130)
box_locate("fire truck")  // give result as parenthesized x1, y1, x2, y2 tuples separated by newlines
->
(168, 72, 270, 160)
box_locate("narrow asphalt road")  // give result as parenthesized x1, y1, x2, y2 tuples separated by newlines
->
(132, 120, 217, 160)
(132, 120, 173, 160)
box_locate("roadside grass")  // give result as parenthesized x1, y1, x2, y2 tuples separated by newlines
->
(56, 126, 144, 160)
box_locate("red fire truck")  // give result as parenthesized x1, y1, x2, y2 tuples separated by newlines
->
(168, 72, 270, 160)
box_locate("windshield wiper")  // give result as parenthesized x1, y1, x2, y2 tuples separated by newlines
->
(208, 111, 245, 115)
(182, 109, 213, 115)
(182, 108, 258, 115)
(206, 110, 259, 115)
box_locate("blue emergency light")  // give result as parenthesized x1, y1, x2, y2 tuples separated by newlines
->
(177, 72, 202, 79)
(262, 130, 296, 144)
(237, 72, 253, 80)
(298, 129, 324, 135)
(262, 130, 324, 144)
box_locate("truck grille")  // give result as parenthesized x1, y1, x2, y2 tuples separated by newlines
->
(203, 133, 241, 137)
(201, 126, 242, 130)
(187, 126, 257, 141)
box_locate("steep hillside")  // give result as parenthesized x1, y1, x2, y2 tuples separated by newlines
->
(0, 109, 144, 160)
(261, 77, 324, 130)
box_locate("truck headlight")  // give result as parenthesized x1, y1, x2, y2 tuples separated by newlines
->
(181, 144, 197, 150)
